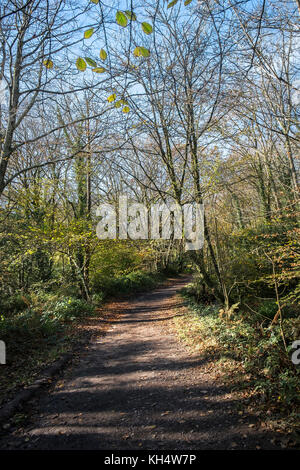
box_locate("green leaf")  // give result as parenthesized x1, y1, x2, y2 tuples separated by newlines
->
(100, 49, 107, 61)
(184, 0, 193, 5)
(125, 10, 137, 21)
(122, 106, 130, 113)
(84, 28, 94, 39)
(92, 67, 106, 73)
(107, 93, 117, 102)
(90, 0, 99, 3)
(116, 11, 128, 27)
(141, 47, 150, 57)
(141, 22, 153, 35)
(43, 59, 53, 69)
(134, 46, 150, 58)
(167, 0, 179, 8)
(76, 57, 87, 71)
(85, 57, 97, 67)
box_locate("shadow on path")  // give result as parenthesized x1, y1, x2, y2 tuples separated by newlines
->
(0, 276, 281, 450)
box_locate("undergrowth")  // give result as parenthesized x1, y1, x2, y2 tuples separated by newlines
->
(175, 286, 300, 430)
(92, 270, 166, 299)
(0, 269, 168, 404)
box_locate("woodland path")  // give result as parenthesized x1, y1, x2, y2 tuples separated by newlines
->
(0, 277, 281, 450)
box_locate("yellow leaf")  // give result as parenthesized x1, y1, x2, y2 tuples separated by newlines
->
(134, 47, 150, 58)
(92, 67, 106, 73)
(100, 49, 107, 60)
(76, 57, 87, 71)
(43, 59, 53, 69)
(168, 0, 179, 8)
(84, 28, 94, 39)
(107, 93, 117, 102)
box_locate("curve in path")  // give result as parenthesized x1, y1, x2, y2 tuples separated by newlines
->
(0, 277, 280, 450)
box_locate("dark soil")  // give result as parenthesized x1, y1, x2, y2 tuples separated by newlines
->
(0, 277, 284, 450)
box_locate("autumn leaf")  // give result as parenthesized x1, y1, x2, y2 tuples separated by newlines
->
(92, 67, 106, 73)
(134, 46, 150, 58)
(100, 49, 107, 61)
(141, 22, 153, 35)
(85, 57, 97, 67)
(43, 59, 53, 69)
(116, 11, 128, 27)
(167, 0, 179, 8)
(107, 93, 117, 102)
(125, 10, 137, 21)
(76, 57, 87, 71)
(84, 28, 94, 39)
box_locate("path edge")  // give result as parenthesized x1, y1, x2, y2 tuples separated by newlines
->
(0, 352, 72, 425)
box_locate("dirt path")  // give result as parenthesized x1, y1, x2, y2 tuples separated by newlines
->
(0, 277, 282, 450)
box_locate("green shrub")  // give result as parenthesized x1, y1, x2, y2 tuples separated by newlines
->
(257, 300, 278, 320)
(92, 270, 164, 298)
(0, 297, 95, 358)
(91, 292, 105, 305)
(0, 293, 30, 316)
(43, 297, 95, 323)
(0, 308, 63, 362)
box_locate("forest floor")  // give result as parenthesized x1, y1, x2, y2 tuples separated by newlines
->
(0, 277, 288, 450)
